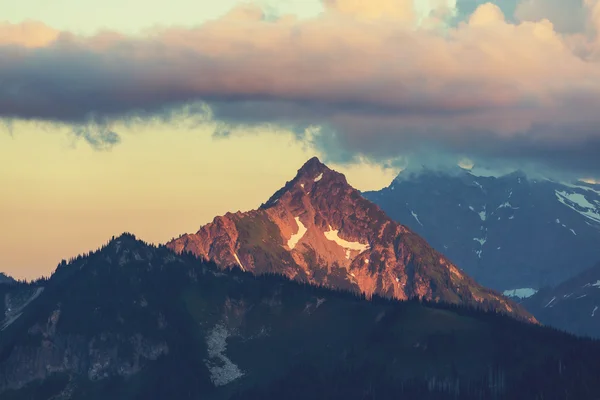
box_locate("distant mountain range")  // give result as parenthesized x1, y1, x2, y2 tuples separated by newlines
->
(363, 169, 600, 293)
(522, 261, 600, 338)
(2, 234, 600, 399)
(167, 157, 532, 322)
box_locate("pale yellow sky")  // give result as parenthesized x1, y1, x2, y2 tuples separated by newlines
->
(0, 120, 398, 280)
(6, 0, 599, 281)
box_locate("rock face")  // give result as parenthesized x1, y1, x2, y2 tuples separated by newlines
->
(167, 158, 534, 322)
(362, 169, 600, 292)
(522, 261, 600, 338)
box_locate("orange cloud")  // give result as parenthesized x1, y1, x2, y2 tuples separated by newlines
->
(323, 0, 416, 23)
(2, 1, 600, 175)
(0, 20, 60, 47)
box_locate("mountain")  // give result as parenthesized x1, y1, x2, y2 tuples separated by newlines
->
(166, 158, 533, 322)
(362, 169, 600, 293)
(522, 261, 600, 338)
(0, 273, 16, 285)
(2, 234, 600, 399)
(1, 283, 45, 332)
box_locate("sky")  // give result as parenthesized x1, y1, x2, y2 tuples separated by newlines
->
(2, 0, 600, 279)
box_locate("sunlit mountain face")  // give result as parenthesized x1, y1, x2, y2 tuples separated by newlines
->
(167, 158, 533, 322)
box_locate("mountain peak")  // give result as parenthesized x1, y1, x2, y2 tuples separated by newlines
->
(503, 169, 527, 179)
(104, 232, 154, 259)
(168, 159, 535, 323)
(296, 156, 330, 178)
(108, 232, 140, 246)
(261, 157, 346, 208)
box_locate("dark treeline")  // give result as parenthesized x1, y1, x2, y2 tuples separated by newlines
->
(3, 233, 600, 400)
(14, 232, 594, 341)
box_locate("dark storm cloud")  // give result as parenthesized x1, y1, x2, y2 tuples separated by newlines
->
(2, 0, 600, 177)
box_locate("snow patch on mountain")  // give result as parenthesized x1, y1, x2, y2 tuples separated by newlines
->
(555, 190, 600, 224)
(545, 297, 557, 308)
(557, 191, 596, 209)
(204, 324, 245, 386)
(324, 228, 369, 255)
(410, 211, 423, 226)
(478, 210, 487, 221)
(314, 173, 323, 182)
(560, 182, 600, 196)
(497, 201, 519, 210)
(503, 288, 537, 299)
(468, 205, 487, 221)
(473, 237, 487, 246)
(288, 217, 307, 250)
(233, 253, 245, 272)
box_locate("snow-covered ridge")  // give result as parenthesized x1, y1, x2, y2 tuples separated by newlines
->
(561, 181, 600, 196)
(555, 190, 600, 224)
(288, 217, 308, 250)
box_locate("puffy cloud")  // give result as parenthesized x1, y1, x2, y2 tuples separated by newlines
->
(0, 20, 60, 47)
(2, 1, 600, 177)
(469, 2, 506, 25)
(515, 0, 587, 33)
(323, 0, 416, 23)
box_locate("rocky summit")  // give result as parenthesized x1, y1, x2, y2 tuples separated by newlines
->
(167, 158, 534, 322)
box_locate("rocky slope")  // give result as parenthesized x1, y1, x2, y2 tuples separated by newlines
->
(522, 261, 600, 338)
(1, 234, 600, 400)
(363, 169, 600, 292)
(167, 158, 533, 322)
